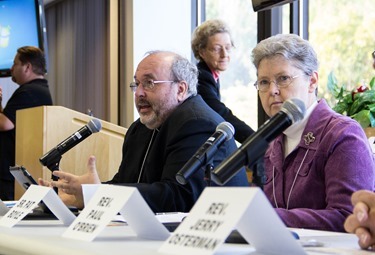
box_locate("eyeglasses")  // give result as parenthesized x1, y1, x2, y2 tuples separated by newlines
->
(129, 79, 176, 92)
(207, 45, 233, 54)
(254, 74, 302, 92)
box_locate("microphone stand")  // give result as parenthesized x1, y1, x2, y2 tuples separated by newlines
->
(35, 157, 62, 214)
(204, 163, 214, 186)
(39, 148, 63, 193)
(251, 158, 266, 190)
(45, 157, 62, 194)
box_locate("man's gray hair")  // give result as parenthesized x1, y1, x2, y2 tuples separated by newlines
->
(170, 54, 198, 96)
(145, 50, 198, 96)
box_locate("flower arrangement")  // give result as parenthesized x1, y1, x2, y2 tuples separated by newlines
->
(327, 71, 375, 128)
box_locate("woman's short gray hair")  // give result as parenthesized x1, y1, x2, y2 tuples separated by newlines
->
(191, 19, 234, 61)
(251, 34, 318, 76)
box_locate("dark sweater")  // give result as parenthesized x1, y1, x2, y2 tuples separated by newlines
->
(107, 95, 248, 212)
(197, 61, 254, 143)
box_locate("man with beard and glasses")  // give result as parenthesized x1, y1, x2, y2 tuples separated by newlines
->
(39, 51, 248, 213)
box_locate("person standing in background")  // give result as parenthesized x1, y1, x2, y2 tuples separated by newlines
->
(0, 46, 53, 200)
(191, 19, 255, 143)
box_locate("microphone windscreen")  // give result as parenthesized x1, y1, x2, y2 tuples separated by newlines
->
(87, 118, 102, 133)
(281, 98, 306, 124)
(217, 122, 235, 141)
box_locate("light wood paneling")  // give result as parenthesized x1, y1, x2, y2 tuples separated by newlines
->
(14, 106, 126, 199)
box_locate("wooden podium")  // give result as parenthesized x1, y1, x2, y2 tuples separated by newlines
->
(14, 106, 127, 199)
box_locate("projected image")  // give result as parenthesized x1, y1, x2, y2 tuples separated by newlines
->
(0, 25, 11, 48)
(0, 0, 40, 71)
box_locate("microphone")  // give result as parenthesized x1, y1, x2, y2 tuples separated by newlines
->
(176, 122, 235, 185)
(39, 118, 102, 170)
(211, 98, 306, 185)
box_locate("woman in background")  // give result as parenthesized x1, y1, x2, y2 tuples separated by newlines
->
(191, 19, 254, 143)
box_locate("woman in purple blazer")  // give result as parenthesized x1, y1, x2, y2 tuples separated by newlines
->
(251, 33, 375, 232)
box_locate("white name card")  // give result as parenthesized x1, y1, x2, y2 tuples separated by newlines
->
(63, 185, 170, 241)
(0, 185, 76, 228)
(82, 184, 100, 206)
(0, 199, 10, 216)
(159, 187, 306, 255)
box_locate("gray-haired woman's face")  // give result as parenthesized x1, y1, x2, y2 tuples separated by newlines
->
(198, 32, 232, 73)
(257, 55, 317, 117)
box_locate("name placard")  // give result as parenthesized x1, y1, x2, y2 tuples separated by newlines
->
(159, 187, 306, 255)
(63, 185, 170, 242)
(0, 199, 10, 216)
(82, 184, 100, 206)
(0, 185, 76, 228)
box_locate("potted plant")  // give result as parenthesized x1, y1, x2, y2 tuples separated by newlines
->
(327, 71, 375, 135)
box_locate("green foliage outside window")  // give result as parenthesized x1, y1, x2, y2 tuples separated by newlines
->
(309, 0, 375, 116)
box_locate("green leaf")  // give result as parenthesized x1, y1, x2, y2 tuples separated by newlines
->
(356, 90, 375, 102)
(327, 71, 340, 97)
(368, 103, 375, 112)
(369, 77, 375, 90)
(352, 110, 371, 129)
(336, 87, 345, 101)
(342, 92, 353, 104)
(370, 112, 375, 127)
(349, 90, 375, 115)
(333, 101, 349, 114)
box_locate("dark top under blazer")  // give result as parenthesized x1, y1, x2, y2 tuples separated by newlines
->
(107, 95, 248, 212)
(197, 61, 254, 143)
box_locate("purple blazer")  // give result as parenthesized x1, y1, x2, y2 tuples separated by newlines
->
(263, 99, 375, 232)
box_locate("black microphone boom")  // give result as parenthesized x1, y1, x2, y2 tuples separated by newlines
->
(176, 122, 235, 185)
(211, 98, 306, 185)
(39, 118, 102, 170)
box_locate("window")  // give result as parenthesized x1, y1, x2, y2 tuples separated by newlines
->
(205, 0, 258, 130)
(309, 0, 375, 106)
